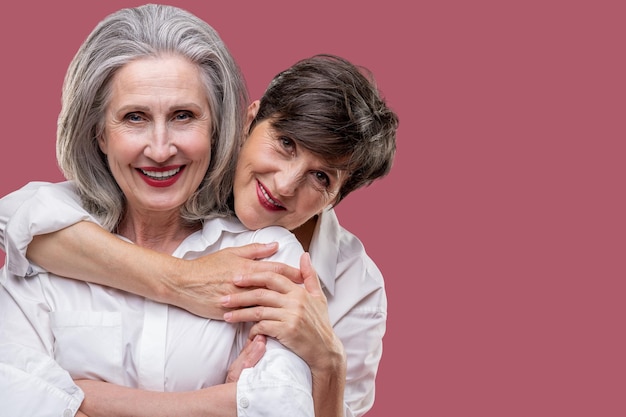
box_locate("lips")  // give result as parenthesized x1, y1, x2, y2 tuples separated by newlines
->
(257, 180, 285, 211)
(137, 165, 185, 187)
(140, 167, 181, 179)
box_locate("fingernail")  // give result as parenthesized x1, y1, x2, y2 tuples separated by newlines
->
(220, 295, 230, 304)
(233, 275, 242, 283)
(224, 312, 232, 321)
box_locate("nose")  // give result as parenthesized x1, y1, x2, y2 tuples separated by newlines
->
(274, 163, 304, 197)
(144, 123, 176, 162)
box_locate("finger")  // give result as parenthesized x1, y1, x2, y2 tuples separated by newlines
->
(267, 262, 303, 284)
(233, 271, 300, 293)
(226, 334, 267, 383)
(300, 252, 324, 296)
(241, 334, 267, 367)
(224, 305, 284, 324)
(223, 287, 286, 309)
(241, 260, 302, 284)
(231, 242, 279, 260)
(246, 319, 296, 342)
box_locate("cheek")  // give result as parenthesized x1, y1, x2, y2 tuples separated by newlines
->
(188, 133, 212, 157)
(300, 192, 332, 216)
(103, 130, 140, 160)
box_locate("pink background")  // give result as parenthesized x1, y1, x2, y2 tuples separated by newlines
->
(1, 1, 624, 416)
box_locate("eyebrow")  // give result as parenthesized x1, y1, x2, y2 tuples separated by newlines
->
(115, 102, 205, 113)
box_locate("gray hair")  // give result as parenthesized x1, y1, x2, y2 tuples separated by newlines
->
(57, 4, 248, 231)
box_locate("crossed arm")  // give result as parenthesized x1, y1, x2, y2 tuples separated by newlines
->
(32, 228, 346, 417)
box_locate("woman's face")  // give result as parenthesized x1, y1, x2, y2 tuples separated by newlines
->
(233, 117, 346, 231)
(98, 55, 212, 217)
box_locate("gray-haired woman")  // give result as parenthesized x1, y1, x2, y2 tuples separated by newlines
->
(0, 5, 313, 416)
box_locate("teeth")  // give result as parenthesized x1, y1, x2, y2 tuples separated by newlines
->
(260, 183, 282, 207)
(141, 167, 181, 179)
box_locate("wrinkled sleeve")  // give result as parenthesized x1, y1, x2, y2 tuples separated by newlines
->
(236, 226, 314, 416)
(0, 345, 84, 416)
(0, 182, 48, 253)
(0, 270, 84, 416)
(0, 181, 97, 277)
(333, 256, 387, 417)
(237, 338, 313, 417)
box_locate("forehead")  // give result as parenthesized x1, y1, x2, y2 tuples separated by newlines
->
(108, 55, 207, 104)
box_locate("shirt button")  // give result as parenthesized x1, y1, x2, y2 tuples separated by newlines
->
(63, 410, 73, 417)
(239, 397, 250, 408)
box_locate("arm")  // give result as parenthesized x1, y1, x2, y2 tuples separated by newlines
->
(223, 253, 346, 417)
(222, 236, 387, 417)
(76, 333, 313, 417)
(29, 222, 299, 319)
(2, 181, 302, 319)
(78, 335, 268, 417)
(78, 381, 238, 417)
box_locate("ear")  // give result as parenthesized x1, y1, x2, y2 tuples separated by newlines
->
(244, 100, 260, 134)
(97, 134, 108, 155)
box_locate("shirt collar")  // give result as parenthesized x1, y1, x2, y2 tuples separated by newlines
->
(308, 208, 340, 296)
(174, 216, 248, 257)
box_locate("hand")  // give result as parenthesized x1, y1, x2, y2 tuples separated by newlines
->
(226, 334, 267, 383)
(222, 253, 345, 373)
(162, 242, 303, 319)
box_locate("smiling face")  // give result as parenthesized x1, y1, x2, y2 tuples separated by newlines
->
(98, 55, 212, 219)
(233, 117, 347, 231)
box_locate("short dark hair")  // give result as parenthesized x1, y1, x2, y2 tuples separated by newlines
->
(250, 54, 398, 205)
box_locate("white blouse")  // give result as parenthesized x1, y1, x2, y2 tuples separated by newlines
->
(1, 181, 387, 417)
(0, 182, 312, 416)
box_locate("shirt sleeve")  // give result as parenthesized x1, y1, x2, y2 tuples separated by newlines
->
(0, 182, 48, 253)
(316, 215, 388, 417)
(0, 270, 84, 416)
(333, 280, 386, 417)
(236, 338, 313, 417)
(0, 345, 84, 417)
(235, 226, 314, 416)
(1, 181, 97, 277)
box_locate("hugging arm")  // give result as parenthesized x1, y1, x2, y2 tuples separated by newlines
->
(0, 182, 302, 319)
(224, 253, 346, 417)
(222, 220, 387, 417)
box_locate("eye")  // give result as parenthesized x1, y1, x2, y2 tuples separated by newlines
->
(125, 112, 145, 122)
(174, 111, 193, 121)
(312, 171, 331, 188)
(279, 136, 296, 153)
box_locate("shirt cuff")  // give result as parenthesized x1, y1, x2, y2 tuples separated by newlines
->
(236, 339, 313, 416)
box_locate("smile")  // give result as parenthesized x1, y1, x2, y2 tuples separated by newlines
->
(140, 167, 181, 180)
(137, 166, 185, 188)
(257, 181, 285, 210)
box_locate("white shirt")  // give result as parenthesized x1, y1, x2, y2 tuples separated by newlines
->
(0, 181, 387, 417)
(0, 182, 313, 417)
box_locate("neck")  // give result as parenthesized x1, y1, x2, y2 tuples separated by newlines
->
(117, 209, 202, 254)
(292, 215, 318, 252)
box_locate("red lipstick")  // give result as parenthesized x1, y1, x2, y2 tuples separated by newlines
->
(256, 180, 285, 211)
(137, 165, 185, 188)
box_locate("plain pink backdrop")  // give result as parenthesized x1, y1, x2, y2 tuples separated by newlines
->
(1, 1, 624, 416)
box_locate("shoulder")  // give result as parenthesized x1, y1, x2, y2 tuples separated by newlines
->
(15, 181, 80, 202)
(336, 224, 384, 285)
(198, 219, 303, 261)
(252, 226, 304, 268)
(313, 209, 386, 298)
(251, 226, 298, 245)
